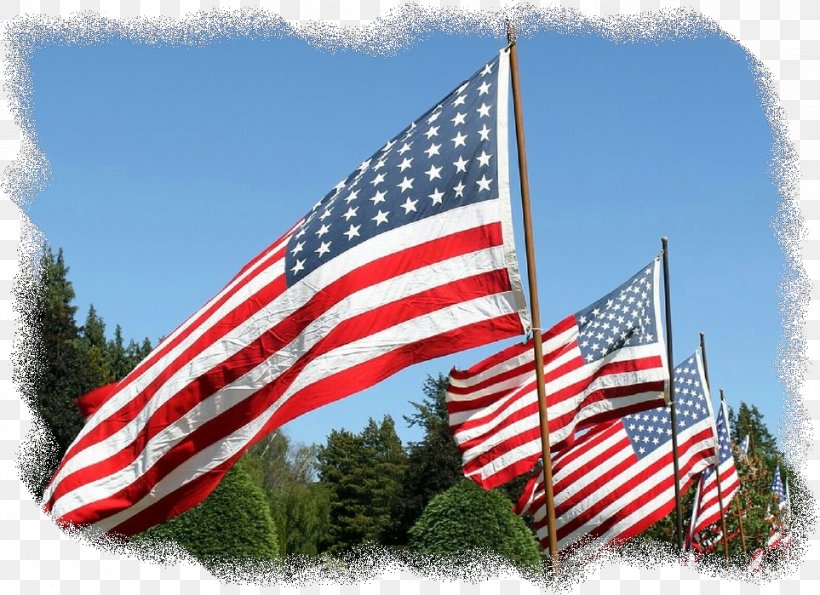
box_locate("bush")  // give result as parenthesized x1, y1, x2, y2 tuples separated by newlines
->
(408, 479, 541, 568)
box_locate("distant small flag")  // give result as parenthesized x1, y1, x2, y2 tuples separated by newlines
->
(446, 259, 669, 489)
(687, 398, 740, 549)
(772, 465, 789, 514)
(516, 351, 716, 552)
(739, 434, 750, 459)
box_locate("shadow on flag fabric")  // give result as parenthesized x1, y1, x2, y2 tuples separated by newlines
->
(446, 259, 669, 489)
(686, 398, 740, 550)
(42, 50, 529, 535)
(515, 351, 716, 553)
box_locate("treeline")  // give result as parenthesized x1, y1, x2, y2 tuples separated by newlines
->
(25, 246, 802, 572)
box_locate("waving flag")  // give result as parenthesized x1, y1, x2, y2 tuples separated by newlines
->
(771, 465, 789, 515)
(687, 398, 740, 548)
(739, 433, 750, 459)
(446, 260, 668, 489)
(516, 352, 716, 552)
(43, 50, 528, 535)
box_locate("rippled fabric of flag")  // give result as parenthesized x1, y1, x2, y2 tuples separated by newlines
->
(446, 259, 669, 489)
(43, 50, 529, 535)
(687, 398, 740, 550)
(515, 352, 717, 553)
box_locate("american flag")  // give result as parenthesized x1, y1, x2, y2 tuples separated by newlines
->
(739, 433, 750, 459)
(42, 50, 529, 535)
(687, 398, 740, 547)
(515, 352, 717, 552)
(771, 465, 790, 516)
(446, 260, 668, 489)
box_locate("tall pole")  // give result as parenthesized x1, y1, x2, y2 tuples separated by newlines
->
(721, 388, 747, 554)
(507, 24, 559, 570)
(699, 332, 730, 562)
(661, 237, 684, 551)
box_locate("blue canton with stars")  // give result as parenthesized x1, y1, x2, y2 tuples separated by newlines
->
(772, 466, 787, 506)
(284, 55, 503, 285)
(622, 353, 711, 459)
(575, 261, 660, 364)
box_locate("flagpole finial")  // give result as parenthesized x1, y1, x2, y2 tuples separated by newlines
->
(506, 21, 516, 46)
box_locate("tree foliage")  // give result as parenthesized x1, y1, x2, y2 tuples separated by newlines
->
(408, 478, 541, 568)
(317, 416, 407, 553)
(138, 460, 279, 564)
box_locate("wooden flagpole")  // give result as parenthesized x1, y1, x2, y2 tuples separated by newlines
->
(722, 388, 747, 554)
(507, 24, 559, 570)
(699, 332, 730, 561)
(661, 237, 684, 551)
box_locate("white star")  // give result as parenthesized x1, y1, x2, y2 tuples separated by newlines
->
(400, 197, 418, 214)
(481, 63, 493, 76)
(372, 210, 389, 226)
(315, 241, 331, 257)
(476, 103, 491, 118)
(425, 143, 441, 158)
(425, 164, 443, 181)
(291, 241, 304, 255)
(453, 94, 467, 107)
(373, 158, 387, 171)
(427, 110, 441, 124)
(451, 112, 466, 126)
(344, 189, 359, 203)
(316, 224, 330, 238)
(342, 206, 358, 221)
(453, 156, 469, 173)
(381, 139, 396, 152)
(370, 190, 387, 205)
(478, 124, 491, 141)
(370, 173, 385, 186)
(357, 158, 371, 172)
(452, 131, 467, 148)
(291, 259, 305, 274)
(424, 126, 439, 139)
(428, 188, 444, 205)
(319, 208, 333, 221)
(295, 226, 307, 239)
(476, 175, 493, 191)
(398, 157, 413, 172)
(398, 142, 412, 155)
(344, 224, 361, 241)
(477, 80, 491, 95)
(453, 180, 466, 198)
(477, 151, 492, 167)
(398, 176, 414, 192)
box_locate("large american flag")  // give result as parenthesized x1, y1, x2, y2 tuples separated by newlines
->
(42, 50, 529, 535)
(515, 352, 717, 552)
(687, 398, 740, 547)
(446, 260, 669, 489)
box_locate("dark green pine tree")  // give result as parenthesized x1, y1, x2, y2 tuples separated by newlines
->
(77, 304, 114, 391)
(23, 248, 88, 494)
(317, 416, 407, 553)
(107, 324, 129, 381)
(394, 374, 464, 543)
(731, 402, 780, 460)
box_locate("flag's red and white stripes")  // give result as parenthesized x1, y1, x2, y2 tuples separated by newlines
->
(446, 262, 667, 489)
(517, 416, 715, 552)
(42, 53, 529, 535)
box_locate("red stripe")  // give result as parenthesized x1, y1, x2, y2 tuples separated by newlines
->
(107, 313, 523, 535)
(53, 224, 502, 488)
(448, 340, 532, 381)
(446, 360, 533, 399)
(53, 270, 517, 521)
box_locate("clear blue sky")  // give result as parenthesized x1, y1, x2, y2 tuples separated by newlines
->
(27, 30, 783, 449)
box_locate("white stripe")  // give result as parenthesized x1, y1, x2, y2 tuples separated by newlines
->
(86, 291, 521, 529)
(49, 245, 512, 516)
(47, 199, 508, 501)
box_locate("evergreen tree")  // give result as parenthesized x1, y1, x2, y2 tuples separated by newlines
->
(317, 416, 408, 553)
(408, 479, 541, 568)
(77, 304, 114, 390)
(395, 374, 464, 543)
(107, 324, 129, 380)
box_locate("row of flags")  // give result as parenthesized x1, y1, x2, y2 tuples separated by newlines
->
(41, 42, 792, 572)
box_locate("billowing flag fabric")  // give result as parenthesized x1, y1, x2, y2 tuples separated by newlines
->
(42, 50, 529, 535)
(516, 352, 716, 552)
(446, 260, 668, 489)
(687, 398, 740, 548)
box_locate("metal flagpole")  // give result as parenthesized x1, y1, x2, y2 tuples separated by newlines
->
(699, 332, 730, 561)
(507, 23, 559, 570)
(661, 237, 684, 551)
(721, 388, 747, 554)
